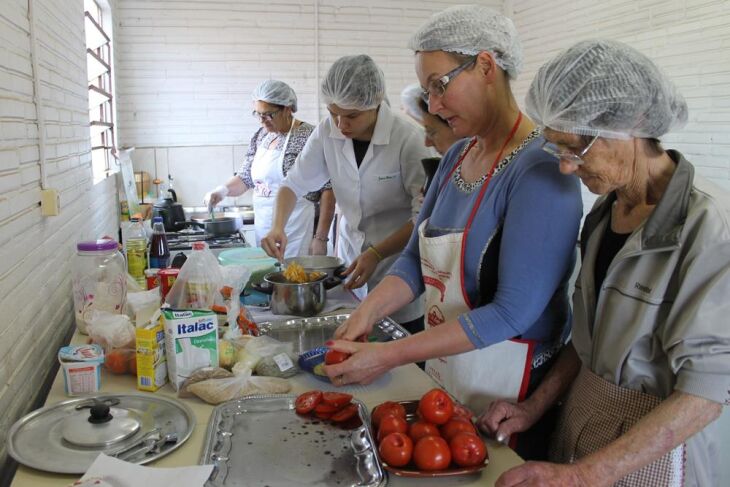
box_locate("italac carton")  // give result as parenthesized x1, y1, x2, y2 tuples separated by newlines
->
(136, 311, 167, 392)
(162, 309, 219, 390)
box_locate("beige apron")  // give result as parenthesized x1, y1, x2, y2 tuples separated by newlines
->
(419, 113, 535, 420)
(550, 367, 686, 486)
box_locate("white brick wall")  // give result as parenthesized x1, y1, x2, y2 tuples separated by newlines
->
(509, 0, 730, 211)
(0, 0, 119, 470)
(113, 0, 502, 205)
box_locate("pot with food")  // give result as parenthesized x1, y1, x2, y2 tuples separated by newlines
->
(254, 262, 342, 316)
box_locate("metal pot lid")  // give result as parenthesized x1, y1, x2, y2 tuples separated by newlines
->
(284, 255, 344, 270)
(7, 393, 196, 474)
(61, 402, 141, 447)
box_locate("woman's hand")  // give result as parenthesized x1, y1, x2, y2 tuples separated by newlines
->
(342, 249, 380, 289)
(323, 340, 395, 386)
(261, 228, 287, 261)
(309, 238, 327, 256)
(334, 308, 375, 341)
(496, 462, 591, 487)
(477, 399, 541, 444)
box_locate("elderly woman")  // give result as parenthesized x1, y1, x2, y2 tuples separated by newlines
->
(205, 80, 334, 256)
(324, 6, 582, 458)
(482, 40, 730, 487)
(261, 55, 429, 330)
(401, 83, 461, 155)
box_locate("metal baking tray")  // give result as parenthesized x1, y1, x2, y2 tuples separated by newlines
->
(256, 313, 408, 355)
(200, 394, 386, 487)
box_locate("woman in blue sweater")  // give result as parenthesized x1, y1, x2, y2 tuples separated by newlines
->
(325, 5, 582, 457)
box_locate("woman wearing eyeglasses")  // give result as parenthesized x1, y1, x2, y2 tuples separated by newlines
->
(481, 40, 730, 487)
(205, 79, 334, 256)
(261, 54, 430, 330)
(323, 5, 582, 459)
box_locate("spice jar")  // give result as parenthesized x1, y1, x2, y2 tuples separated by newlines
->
(71, 239, 127, 334)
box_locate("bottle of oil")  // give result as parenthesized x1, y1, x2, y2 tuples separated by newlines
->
(125, 218, 147, 287)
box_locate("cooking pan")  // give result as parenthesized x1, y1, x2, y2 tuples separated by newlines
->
(190, 217, 240, 236)
(282, 255, 346, 278)
(252, 271, 342, 317)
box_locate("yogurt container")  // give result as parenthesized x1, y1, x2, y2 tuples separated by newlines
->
(58, 344, 105, 396)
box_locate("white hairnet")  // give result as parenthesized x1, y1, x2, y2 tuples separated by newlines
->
(408, 5, 522, 79)
(401, 83, 426, 122)
(251, 80, 298, 112)
(321, 55, 385, 110)
(526, 40, 688, 139)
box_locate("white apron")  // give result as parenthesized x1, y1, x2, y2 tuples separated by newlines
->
(251, 120, 314, 257)
(420, 113, 535, 418)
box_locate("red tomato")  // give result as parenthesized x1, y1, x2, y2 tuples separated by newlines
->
(418, 389, 454, 425)
(324, 349, 350, 365)
(377, 414, 408, 442)
(331, 403, 359, 423)
(408, 420, 440, 442)
(372, 401, 406, 429)
(452, 403, 474, 421)
(314, 402, 339, 416)
(413, 435, 452, 471)
(440, 418, 477, 442)
(322, 392, 353, 408)
(105, 349, 129, 375)
(378, 432, 413, 467)
(449, 432, 487, 467)
(295, 390, 323, 415)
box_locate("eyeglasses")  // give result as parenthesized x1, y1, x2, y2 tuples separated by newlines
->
(421, 57, 477, 104)
(252, 109, 281, 121)
(541, 135, 599, 165)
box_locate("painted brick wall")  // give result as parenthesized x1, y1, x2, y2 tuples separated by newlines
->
(0, 0, 119, 469)
(113, 0, 502, 206)
(508, 0, 730, 211)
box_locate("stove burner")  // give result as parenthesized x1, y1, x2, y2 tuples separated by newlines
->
(166, 228, 248, 250)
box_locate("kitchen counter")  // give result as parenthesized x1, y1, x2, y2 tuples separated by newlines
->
(11, 328, 523, 486)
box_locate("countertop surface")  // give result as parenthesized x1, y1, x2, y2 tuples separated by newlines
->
(11, 324, 522, 486)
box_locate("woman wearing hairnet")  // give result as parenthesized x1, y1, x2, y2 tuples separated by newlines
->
(260, 55, 429, 330)
(323, 5, 582, 459)
(401, 83, 460, 156)
(205, 79, 334, 257)
(482, 40, 730, 486)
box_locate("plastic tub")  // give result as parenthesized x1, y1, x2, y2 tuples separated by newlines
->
(217, 247, 278, 287)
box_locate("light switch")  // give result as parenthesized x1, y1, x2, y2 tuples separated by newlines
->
(41, 188, 60, 216)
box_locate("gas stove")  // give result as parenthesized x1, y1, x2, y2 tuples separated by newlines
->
(166, 227, 249, 254)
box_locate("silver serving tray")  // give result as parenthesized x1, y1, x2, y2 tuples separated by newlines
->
(200, 394, 387, 487)
(7, 393, 195, 474)
(256, 314, 408, 355)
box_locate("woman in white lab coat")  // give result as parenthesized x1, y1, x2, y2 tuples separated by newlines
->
(261, 55, 428, 327)
(205, 80, 334, 257)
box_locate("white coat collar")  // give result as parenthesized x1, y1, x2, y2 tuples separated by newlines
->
(327, 102, 395, 146)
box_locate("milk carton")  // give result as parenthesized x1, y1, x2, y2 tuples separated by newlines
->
(162, 309, 219, 391)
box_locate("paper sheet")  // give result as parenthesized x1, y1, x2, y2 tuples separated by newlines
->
(77, 453, 213, 487)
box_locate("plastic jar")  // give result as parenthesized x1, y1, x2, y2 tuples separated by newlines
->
(71, 239, 127, 334)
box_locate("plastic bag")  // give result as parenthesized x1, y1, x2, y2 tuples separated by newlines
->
(245, 336, 298, 378)
(178, 366, 234, 398)
(187, 365, 291, 405)
(126, 287, 161, 327)
(86, 310, 136, 350)
(165, 244, 222, 309)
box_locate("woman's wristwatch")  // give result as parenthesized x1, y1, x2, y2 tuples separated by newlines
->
(313, 233, 329, 242)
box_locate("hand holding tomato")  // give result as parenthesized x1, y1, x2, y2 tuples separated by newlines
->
(324, 349, 350, 365)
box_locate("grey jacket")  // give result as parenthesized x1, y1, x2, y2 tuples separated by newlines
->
(571, 150, 730, 486)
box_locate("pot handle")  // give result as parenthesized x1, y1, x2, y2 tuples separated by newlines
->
(251, 281, 274, 295)
(333, 265, 347, 280)
(323, 276, 342, 291)
(168, 188, 178, 202)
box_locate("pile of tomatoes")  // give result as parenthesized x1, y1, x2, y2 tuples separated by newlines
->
(373, 388, 487, 471)
(294, 390, 362, 428)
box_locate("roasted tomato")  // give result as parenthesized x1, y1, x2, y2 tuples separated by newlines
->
(408, 420, 441, 442)
(413, 435, 452, 471)
(294, 390, 323, 415)
(449, 432, 487, 467)
(331, 403, 359, 423)
(378, 432, 413, 467)
(322, 392, 353, 408)
(324, 349, 350, 365)
(418, 389, 454, 425)
(371, 401, 406, 429)
(377, 414, 408, 442)
(440, 418, 477, 442)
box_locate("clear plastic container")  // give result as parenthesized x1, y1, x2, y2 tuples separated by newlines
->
(71, 239, 127, 334)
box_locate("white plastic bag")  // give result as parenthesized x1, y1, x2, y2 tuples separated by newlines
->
(126, 287, 161, 327)
(86, 310, 136, 350)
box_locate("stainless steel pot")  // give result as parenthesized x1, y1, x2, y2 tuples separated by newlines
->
(283, 255, 346, 278)
(253, 271, 342, 317)
(191, 216, 240, 236)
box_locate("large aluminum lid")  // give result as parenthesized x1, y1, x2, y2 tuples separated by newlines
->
(7, 394, 195, 474)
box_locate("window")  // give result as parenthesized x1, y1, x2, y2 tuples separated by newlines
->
(84, 0, 117, 183)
